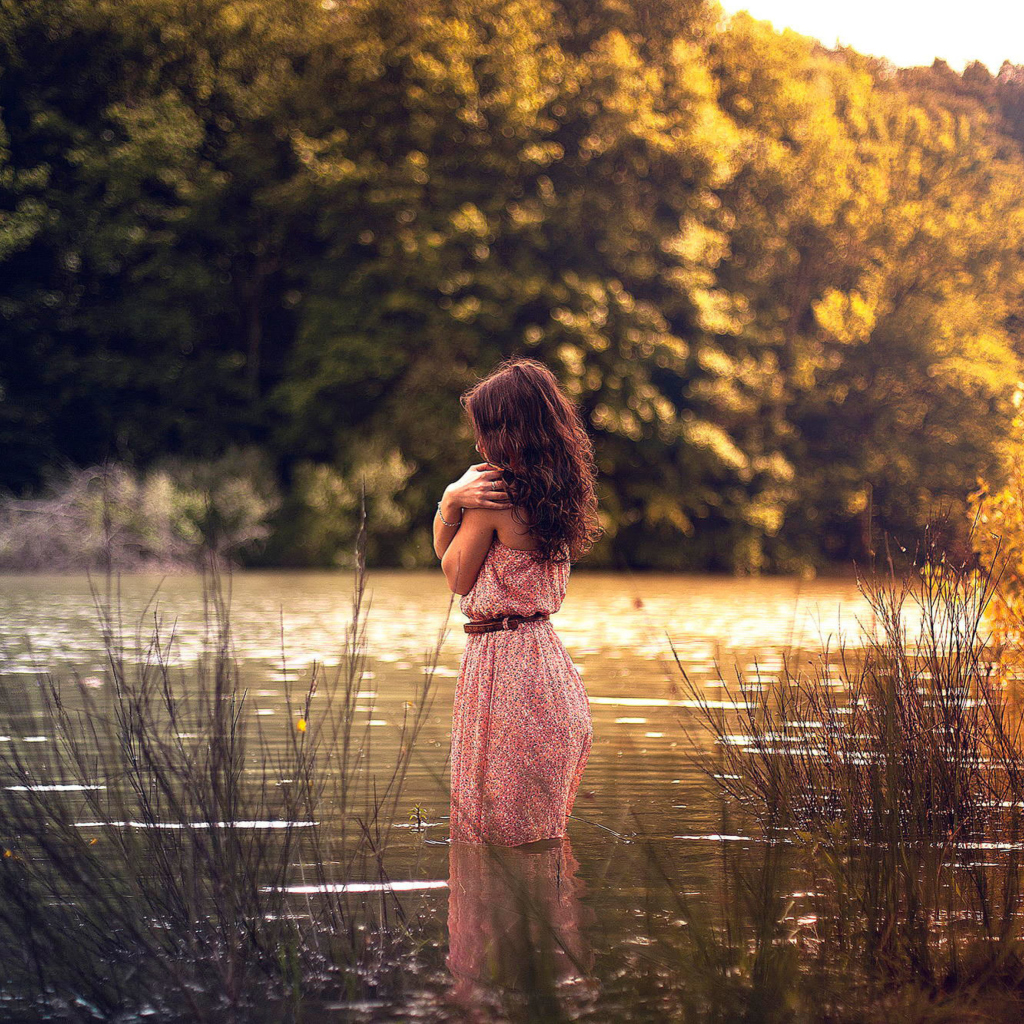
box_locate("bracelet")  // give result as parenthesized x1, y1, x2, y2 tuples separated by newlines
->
(437, 501, 462, 528)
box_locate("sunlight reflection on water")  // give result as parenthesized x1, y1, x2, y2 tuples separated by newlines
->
(0, 568, 901, 876)
(2, 567, 971, 1018)
(0, 571, 928, 923)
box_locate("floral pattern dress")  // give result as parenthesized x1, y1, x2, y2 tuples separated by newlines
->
(449, 537, 593, 846)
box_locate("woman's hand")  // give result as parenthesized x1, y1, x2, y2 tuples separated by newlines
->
(434, 463, 509, 561)
(442, 463, 511, 517)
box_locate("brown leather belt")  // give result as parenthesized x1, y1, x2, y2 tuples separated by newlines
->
(464, 612, 550, 634)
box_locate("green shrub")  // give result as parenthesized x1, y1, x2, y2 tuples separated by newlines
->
(0, 447, 281, 571)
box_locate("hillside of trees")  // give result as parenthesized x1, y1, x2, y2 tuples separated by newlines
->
(2, 0, 1024, 572)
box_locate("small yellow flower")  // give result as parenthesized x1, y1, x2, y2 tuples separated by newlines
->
(3, 849, 11, 858)
(296, 718, 307, 732)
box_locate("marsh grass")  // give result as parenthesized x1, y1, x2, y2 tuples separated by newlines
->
(0, 512, 444, 1021)
(678, 524, 1024, 1009)
(20, 493, 1024, 1021)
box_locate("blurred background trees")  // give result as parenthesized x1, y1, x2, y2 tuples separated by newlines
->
(2, 0, 1023, 571)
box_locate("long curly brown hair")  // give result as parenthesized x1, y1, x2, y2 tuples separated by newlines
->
(461, 357, 602, 563)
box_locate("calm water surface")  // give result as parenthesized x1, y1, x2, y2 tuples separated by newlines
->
(0, 568, 897, 1018)
(0, 567, 877, 826)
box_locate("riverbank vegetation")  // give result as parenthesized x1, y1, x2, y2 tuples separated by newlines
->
(680, 525, 1024, 1017)
(8, 511, 1024, 1018)
(7, 518, 1024, 1020)
(0, 521, 448, 1019)
(3, 0, 1024, 571)
(0, 456, 281, 572)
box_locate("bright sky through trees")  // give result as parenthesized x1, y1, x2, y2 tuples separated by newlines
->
(716, 0, 1024, 73)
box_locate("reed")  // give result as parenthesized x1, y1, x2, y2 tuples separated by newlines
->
(0, 508, 442, 1021)
(680, 523, 1024, 1005)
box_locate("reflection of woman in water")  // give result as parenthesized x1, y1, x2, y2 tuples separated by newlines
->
(446, 835, 596, 1016)
(433, 357, 601, 847)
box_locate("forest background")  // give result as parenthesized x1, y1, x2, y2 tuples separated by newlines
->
(3, 0, 1024, 573)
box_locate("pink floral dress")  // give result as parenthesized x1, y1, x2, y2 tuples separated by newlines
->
(449, 537, 593, 846)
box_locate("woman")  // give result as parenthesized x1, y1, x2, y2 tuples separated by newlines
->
(433, 357, 602, 847)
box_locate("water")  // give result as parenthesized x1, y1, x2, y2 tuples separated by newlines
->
(0, 567, 873, 825)
(0, 567, 883, 1018)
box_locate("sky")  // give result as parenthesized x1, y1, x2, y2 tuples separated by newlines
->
(716, 0, 1024, 74)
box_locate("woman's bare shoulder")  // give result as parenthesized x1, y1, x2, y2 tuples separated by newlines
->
(493, 506, 539, 550)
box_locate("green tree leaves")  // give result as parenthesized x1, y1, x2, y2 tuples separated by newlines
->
(2, 0, 1024, 569)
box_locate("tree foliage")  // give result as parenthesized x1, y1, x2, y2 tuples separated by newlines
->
(2, 0, 1023, 570)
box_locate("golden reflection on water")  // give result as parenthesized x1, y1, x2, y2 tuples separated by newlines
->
(0, 568, 875, 674)
(0, 570, 882, 830)
(0, 568, 944, 1014)
(0, 569, 892, 877)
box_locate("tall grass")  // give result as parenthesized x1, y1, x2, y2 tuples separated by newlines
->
(680, 527, 1024, 1004)
(19, 496, 1024, 1020)
(0, 513, 443, 1021)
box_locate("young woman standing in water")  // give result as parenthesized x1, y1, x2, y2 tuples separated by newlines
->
(433, 357, 601, 847)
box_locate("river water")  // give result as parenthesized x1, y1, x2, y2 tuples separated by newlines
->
(0, 567, 894, 1018)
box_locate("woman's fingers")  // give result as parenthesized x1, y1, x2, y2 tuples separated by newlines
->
(465, 489, 510, 507)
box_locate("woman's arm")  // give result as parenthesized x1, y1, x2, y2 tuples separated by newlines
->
(433, 462, 509, 560)
(433, 489, 465, 561)
(441, 507, 499, 595)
